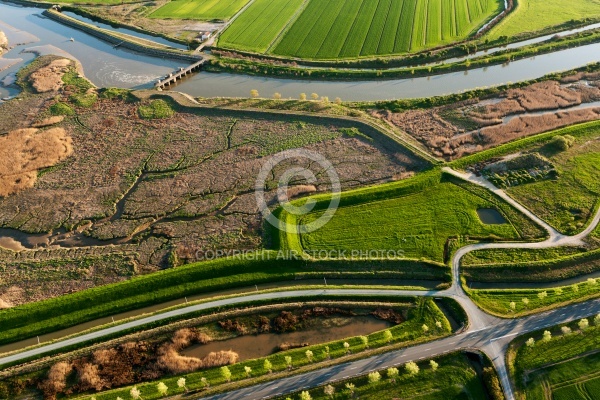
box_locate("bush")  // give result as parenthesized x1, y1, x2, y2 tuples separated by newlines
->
(138, 99, 174, 119)
(69, 93, 97, 108)
(549, 134, 576, 151)
(49, 102, 74, 116)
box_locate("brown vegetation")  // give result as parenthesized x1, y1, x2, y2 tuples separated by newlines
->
(374, 74, 600, 159)
(0, 127, 73, 197)
(28, 58, 70, 93)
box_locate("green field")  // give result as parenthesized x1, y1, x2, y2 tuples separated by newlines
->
(294, 171, 535, 263)
(513, 320, 600, 400)
(487, 0, 600, 39)
(218, 0, 503, 58)
(150, 0, 251, 20)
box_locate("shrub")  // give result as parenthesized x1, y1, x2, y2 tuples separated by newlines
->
(49, 102, 74, 116)
(138, 99, 174, 119)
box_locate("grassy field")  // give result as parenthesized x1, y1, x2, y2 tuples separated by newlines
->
(487, 0, 600, 39)
(216, 0, 305, 52)
(274, 352, 490, 400)
(75, 299, 452, 400)
(218, 0, 503, 58)
(295, 171, 533, 263)
(468, 279, 600, 316)
(512, 319, 600, 399)
(149, 0, 251, 20)
(505, 126, 600, 235)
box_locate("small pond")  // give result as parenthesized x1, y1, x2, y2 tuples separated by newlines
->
(477, 208, 507, 225)
(181, 316, 391, 361)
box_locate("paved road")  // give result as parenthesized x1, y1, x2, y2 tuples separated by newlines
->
(2, 169, 599, 400)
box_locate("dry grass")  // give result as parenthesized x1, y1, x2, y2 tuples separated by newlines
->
(0, 127, 73, 197)
(28, 59, 70, 93)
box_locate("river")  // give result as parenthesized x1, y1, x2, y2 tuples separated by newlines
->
(1, 1, 600, 101)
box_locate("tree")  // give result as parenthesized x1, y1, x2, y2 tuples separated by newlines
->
(177, 377, 187, 392)
(594, 314, 600, 326)
(542, 330, 552, 342)
(359, 335, 369, 348)
(588, 278, 597, 286)
(509, 302, 516, 311)
(250, 89, 259, 98)
(264, 359, 273, 373)
(323, 346, 330, 360)
(305, 350, 314, 362)
(368, 371, 381, 383)
(334, 97, 342, 105)
(538, 291, 548, 302)
(345, 383, 356, 397)
(300, 390, 312, 400)
(522, 298, 530, 307)
(273, 92, 282, 100)
(422, 324, 429, 334)
(244, 366, 252, 377)
(321, 96, 329, 103)
(572, 284, 579, 293)
(201, 377, 209, 388)
(157, 382, 168, 397)
(221, 366, 232, 382)
(324, 384, 335, 398)
(579, 318, 589, 331)
(435, 320, 442, 329)
(526, 338, 535, 348)
(387, 367, 399, 382)
(430, 360, 439, 372)
(405, 361, 420, 375)
(343, 342, 351, 354)
(284, 356, 293, 370)
(561, 326, 572, 335)
(310, 93, 319, 100)
(383, 330, 393, 343)
(299, 93, 307, 100)
(130, 386, 142, 399)
(555, 288, 563, 296)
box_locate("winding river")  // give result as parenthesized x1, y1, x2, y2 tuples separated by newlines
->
(1, 1, 600, 101)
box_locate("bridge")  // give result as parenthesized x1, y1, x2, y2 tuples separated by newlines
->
(155, 58, 207, 90)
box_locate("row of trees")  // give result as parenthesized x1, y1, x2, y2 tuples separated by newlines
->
(250, 89, 342, 103)
(509, 278, 599, 312)
(526, 315, 600, 348)
(288, 359, 439, 400)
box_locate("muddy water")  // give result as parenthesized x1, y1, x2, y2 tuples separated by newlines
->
(477, 208, 508, 225)
(181, 316, 391, 361)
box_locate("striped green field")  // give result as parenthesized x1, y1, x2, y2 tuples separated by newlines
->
(217, 0, 503, 58)
(217, 0, 306, 52)
(150, 0, 251, 20)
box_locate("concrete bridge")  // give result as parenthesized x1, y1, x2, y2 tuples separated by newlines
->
(154, 58, 206, 90)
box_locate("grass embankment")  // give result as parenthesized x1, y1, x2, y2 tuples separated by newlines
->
(78, 299, 451, 400)
(510, 315, 600, 399)
(0, 251, 450, 346)
(463, 248, 600, 283)
(277, 169, 542, 263)
(486, 0, 600, 40)
(274, 352, 495, 400)
(149, 0, 251, 21)
(468, 278, 600, 317)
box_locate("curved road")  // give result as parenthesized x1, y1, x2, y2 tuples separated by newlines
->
(1, 169, 599, 400)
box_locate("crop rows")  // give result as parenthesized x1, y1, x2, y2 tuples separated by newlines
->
(269, 0, 502, 59)
(150, 0, 250, 20)
(217, 0, 305, 52)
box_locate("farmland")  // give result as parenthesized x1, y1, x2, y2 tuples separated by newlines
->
(150, 0, 251, 21)
(512, 317, 600, 400)
(487, 0, 600, 40)
(217, 0, 503, 58)
(295, 171, 541, 263)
